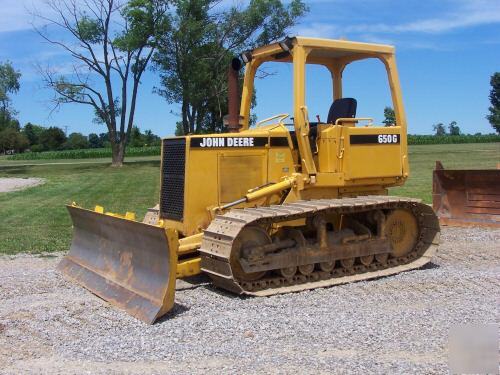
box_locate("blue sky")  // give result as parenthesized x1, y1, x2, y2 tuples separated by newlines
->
(0, 0, 499, 136)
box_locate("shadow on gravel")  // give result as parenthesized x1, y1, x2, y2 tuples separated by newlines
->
(201, 283, 252, 301)
(419, 261, 440, 270)
(156, 303, 190, 323)
(177, 273, 250, 300)
(176, 274, 212, 291)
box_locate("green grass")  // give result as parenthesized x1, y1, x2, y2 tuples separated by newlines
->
(0, 143, 498, 254)
(391, 143, 499, 201)
(0, 161, 160, 254)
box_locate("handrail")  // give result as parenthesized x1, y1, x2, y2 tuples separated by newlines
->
(334, 117, 374, 126)
(255, 113, 289, 127)
(299, 106, 310, 135)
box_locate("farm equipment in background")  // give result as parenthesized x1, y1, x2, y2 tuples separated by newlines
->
(433, 161, 500, 228)
(58, 36, 440, 324)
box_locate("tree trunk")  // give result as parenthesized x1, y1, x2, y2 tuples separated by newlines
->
(111, 142, 125, 167)
(181, 99, 189, 135)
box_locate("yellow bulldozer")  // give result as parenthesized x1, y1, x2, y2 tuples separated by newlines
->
(59, 37, 440, 324)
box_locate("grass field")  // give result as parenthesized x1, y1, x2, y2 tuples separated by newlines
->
(0, 143, 498, 254)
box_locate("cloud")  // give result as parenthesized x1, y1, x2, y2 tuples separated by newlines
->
(0, 0, 44, 33)
(294, 0, 500, 41)
(344, 0, 500, 34)
(295, 23, 338, 38)
(0, 0, 90, 33)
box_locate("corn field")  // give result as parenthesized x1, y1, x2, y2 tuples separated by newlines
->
(8, 146, 161, 160)
(6, 135, 499, 160)
(407, 134, 499, 145)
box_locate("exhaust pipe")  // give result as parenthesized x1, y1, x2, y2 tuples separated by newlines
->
(226, 58, 242, 133)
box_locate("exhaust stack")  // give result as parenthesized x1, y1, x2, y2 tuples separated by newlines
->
(226, 58, 242, 133)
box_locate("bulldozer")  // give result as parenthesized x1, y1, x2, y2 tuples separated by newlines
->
(58, 37, 440, 324)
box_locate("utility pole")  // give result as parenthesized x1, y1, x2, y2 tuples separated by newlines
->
(64, 126, 68, 135)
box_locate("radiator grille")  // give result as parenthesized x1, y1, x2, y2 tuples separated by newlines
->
(160, 138, 186, 221)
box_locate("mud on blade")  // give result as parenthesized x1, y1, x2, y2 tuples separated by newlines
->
(58, 206, 178, 324)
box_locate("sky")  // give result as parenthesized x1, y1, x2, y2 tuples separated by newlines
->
(0, 0, 499, 137)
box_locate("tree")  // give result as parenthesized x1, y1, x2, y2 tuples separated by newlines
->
(154, 0, 308, 135)
(64, 132, 89, 149)
(38, 126, 67, 151)
(382, 106, 396, 126)
(448, 121, 460, 136)
(0, 114, 20, 132)
(433, 123, 446, 136)
(34, 0, 170, 166)
(0, 61, 21, 116)
(88, 133, 103, 148)
(0, 61, 21, 132)
(143, 129, 160, 145)
(128, 125, 144, 147)
(487, 72, 500, 134)
(0, 128, 29, 154)
(23, 122, 45, 146)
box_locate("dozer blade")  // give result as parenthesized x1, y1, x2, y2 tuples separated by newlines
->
(58, 205, 178, 324)
(433, 161, 500, 228)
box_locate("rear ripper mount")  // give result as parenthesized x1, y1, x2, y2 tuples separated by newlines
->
(200, 196, 440, 295)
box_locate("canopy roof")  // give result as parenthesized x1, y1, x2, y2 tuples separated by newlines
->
(249, 36, 394, 65)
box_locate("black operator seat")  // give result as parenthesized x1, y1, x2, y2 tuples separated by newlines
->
(308, 97, 357, 153)
(327, 98, 357, 124)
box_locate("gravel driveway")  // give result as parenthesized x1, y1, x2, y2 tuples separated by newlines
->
(0, 178, 45, 193)
(0, 227, 498, 374)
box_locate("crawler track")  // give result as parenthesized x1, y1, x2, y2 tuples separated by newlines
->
(200, 196, 440, 296)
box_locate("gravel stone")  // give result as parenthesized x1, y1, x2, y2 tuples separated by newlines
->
(0, 226, 498, 374)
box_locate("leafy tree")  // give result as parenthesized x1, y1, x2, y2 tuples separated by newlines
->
(144, 129, 160, 145)
(99, 132, 111, 147)
(23, 122, 45, 146)
(433, 123, 446, 136)
(0, 61, 21, 116)
(382, 106, 396, 126)
(154, 0, 308, 135)
(38, 126, 67, 151)
(128, 126, 144, 147)
(88, 133, 103, 148)
(34, 0, 170, 166)
(64, 132, 89, 149)
(448, 121, 460, 136)
(0, 114, 20, 132)
(487, 72, 500, 134)
(0, 128, 29, 154)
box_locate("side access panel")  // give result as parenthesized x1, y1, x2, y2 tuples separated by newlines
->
(342, 126, 404, 180)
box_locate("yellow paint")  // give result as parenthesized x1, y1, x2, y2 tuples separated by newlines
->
(72, 37, 416, 312)
(175, 257, 201, 278)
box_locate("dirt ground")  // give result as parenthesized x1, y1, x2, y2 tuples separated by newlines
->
(0, 226, 498, 374)
(0, 178, 45, 193)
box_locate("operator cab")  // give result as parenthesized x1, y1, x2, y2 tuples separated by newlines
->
(238, 36, 409, 181)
